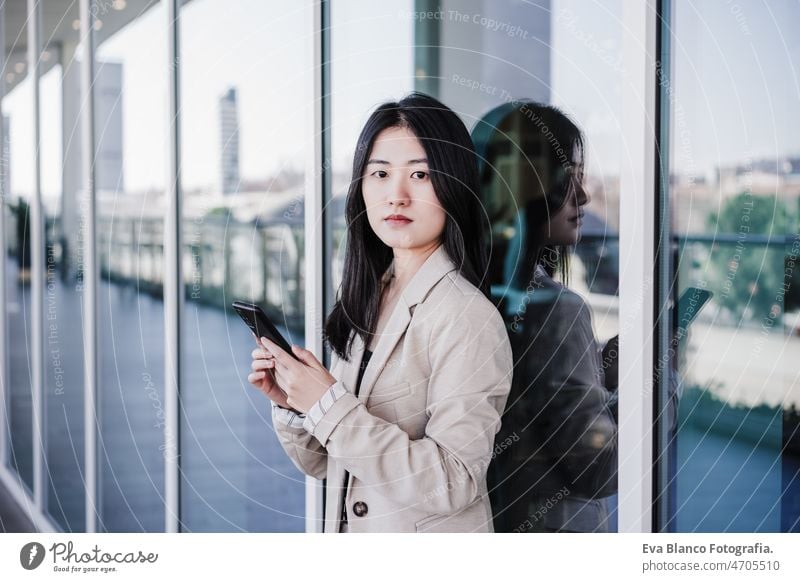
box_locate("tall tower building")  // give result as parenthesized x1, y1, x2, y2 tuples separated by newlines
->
(219, 87, 240, 195)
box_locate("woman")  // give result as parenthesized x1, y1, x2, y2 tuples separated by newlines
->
(248, 93, 513, 533)
(474, 101, 618, 533)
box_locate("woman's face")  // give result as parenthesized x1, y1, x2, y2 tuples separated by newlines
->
(540, 159, 589, 246)
(362, 126, 447, 252)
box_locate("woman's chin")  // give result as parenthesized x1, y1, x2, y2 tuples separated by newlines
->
(547, 234, 580, 247)
(567, 228, 582, 246)
(378, 230, 417, 250)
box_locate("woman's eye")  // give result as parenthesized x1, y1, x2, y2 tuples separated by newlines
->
(371, 170, 388, 178)
(411, 171, 428, 179)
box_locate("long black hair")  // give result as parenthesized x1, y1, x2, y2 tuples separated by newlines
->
(325, 92, 488, 361)
(473, 100, 585, 286)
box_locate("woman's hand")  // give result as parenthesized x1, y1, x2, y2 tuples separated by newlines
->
(600, 334, 619, 392)
(248, 334, 294, 410)
(260, 337, 337, 414)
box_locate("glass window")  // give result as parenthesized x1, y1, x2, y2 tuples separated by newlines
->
(95, 2, 168, 532)
(41, 1, 87, 531)
(327, 0, 414, 302)
(3, 18, 34, 493)
(178, 0, 307, 531)
(328, 0, 621, 532)
(660, 0, 800, 532)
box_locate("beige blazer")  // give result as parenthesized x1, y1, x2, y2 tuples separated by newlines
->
(272, 245, 513, 532)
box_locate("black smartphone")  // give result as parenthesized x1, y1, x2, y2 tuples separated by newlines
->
(676, 287, 713, 332)
(232, 301, 298, 359)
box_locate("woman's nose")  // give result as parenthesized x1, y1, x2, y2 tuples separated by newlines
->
(576, 182, 589, 206)
(387, 180, 412, 206)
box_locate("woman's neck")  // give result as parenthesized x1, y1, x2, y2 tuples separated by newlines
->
(370, 243, 440, 352)
(388, 242, 440, 291)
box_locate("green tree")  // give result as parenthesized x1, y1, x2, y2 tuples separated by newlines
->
(706, 191, 790, 322)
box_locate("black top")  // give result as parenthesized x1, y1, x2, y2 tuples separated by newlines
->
(354, 349, 373, 397)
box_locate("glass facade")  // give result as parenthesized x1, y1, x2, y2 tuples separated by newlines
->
(178, 0, 306, 532)
(94, 2, 169, 532)
(329, 0, 621, 532)
(0, 0, 795, 533)
(659, 0, 800, 532)
(41, 2, 86, 532)
(4, 17, 33, 493)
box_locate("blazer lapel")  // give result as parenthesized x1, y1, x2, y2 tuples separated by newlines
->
(357, 301, 412, 404)
(357, 245, 458, 404)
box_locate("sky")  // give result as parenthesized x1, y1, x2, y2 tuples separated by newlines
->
(670, 0, 800, 178)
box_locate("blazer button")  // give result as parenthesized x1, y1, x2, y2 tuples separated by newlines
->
(352, 501, 368, 517)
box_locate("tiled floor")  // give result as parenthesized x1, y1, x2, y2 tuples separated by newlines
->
(3, 260, 306, 532)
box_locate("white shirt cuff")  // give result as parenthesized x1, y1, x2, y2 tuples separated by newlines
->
(302, 381, 349, 434)
(272, 402, 307, 429)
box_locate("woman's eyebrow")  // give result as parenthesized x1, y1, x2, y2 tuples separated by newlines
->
(366, 158, 429, 165)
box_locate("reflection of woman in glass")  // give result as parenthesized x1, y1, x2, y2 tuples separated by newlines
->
(249, 93, 513, 532)
(475, 101, 618, 533)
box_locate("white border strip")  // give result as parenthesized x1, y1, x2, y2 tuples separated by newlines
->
(618, 0, 659, 533)
(304, 0, 325, 534)
(80, 0, 99, 534)
(27, 0, 45, 512)
(164, 0, 183, 533)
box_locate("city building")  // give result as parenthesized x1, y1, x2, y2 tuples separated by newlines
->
(218, 87, 240, 195)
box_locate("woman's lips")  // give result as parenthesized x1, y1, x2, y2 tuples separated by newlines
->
(568, 214, 584, 224)
(385, 217, 413, 227)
